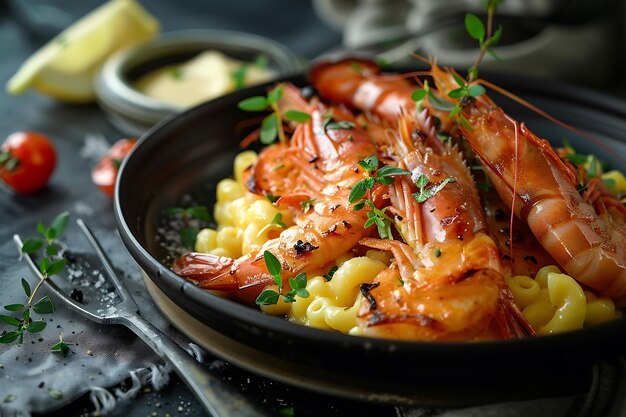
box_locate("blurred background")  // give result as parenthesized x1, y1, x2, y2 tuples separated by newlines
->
(2, 0, 626, 94)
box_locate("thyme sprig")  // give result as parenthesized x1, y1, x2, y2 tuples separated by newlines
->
(0, 212, 69, 346)
(466, 0, 504, 83)
(238, 84, 311, 145)
(348, 156, 409, 240)
(361, 200, 395, 240)
(413, 173, 457, 203)
(51, 333, 71, 357)
(255, 250, 310, 305)
(411, 0, 502, 127)
(348, 155, 410, 203)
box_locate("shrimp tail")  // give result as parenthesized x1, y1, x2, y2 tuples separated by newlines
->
(495, 288, 537, 338)
(172, 252, 273, 304)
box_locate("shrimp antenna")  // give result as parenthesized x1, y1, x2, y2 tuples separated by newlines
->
(410, 52, 432, 66)
(478, 79, 626, 166)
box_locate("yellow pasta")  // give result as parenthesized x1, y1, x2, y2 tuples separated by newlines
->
(539, 272, 586, 335)
(506, 264, 615, 335)
(288, 276, 329, 324)
(215, 226, 243, 258)
(233, 150, 258, 184)
(522, 301, 556, 329)
(506, 275, 541, 310)
(216, 178, 244, 203)
(213, 200, 233, 227)
(324, 295, 362, 333)
(194, 228, 218, 253)
(584, 291, 616, 325)
(534, 265, 561, 288)
(326, 257, 387, 306)
(306, 297, 333, 330)
(282, 256, 386, 333)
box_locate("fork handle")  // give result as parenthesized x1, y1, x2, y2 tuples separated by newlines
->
(117, 313, 266, 417)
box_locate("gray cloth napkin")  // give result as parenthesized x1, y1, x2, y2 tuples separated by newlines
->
(0, 221, 174, 416)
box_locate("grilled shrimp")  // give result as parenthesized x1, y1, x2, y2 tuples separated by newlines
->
(173, 195, 374, 304)
(309, 58, 457, 136)
(173, 84, 387, 303)
(428, 66, 626, 297)
(356, 113, 531, 340)
(244, 83, 377, 197)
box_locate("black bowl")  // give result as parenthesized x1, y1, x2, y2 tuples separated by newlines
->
(115, 70, 626, 406)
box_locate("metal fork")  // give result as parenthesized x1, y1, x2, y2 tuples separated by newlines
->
(14, 218, 265, 417)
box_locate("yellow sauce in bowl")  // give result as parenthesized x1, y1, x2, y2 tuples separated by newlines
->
(135, 50, 275, 107)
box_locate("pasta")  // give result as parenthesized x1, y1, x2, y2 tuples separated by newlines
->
(260, 254, 389, 334)
(507, 265, 617, 335)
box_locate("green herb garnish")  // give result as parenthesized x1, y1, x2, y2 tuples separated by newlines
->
(323, 265, 338, 281)
(266, 194, 279, 204)
(361, 200, 395, 240)
(51, 333, 71, 357)
(412, 173, 457, 203)
(1, 212, 69, 348)
(348, 155, 410, 203)
(410, 0, 502, 126)
(238, 84, 311, 145)
(255, 251, 310, 305)
(270, 213, 287, 228)
(465, 0, 504, 82)
(300, 198, 316, 213)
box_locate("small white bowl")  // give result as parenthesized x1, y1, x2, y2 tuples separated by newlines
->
(95, 29, 303, 136)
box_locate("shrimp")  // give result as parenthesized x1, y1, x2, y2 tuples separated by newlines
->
(173, 196, 374, 304)
(355, 113, 532, 340)
(244, 83, 377, 197)
(427, 65, 626, 297)
(173, 84, 388, 303)
(309, 58, 457, 137)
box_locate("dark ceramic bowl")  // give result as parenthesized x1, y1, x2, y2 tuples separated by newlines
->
(114, 69, 626, 406)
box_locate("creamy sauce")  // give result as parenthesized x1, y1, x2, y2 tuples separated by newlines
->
(135, 50, 275, 107)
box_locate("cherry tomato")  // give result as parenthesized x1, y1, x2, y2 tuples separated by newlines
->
(0, 131, 56, 194)
(92, 138, 137, 197)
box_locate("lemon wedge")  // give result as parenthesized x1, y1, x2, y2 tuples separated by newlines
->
(6, 0, 159, 103)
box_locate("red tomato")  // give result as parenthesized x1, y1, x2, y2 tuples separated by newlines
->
(0, 131, 56, 194)
(91, 138, 137, 197)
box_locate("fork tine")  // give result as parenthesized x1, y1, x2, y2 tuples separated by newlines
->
(75, 219, 137, 308)
(12, 234, 105, 323)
